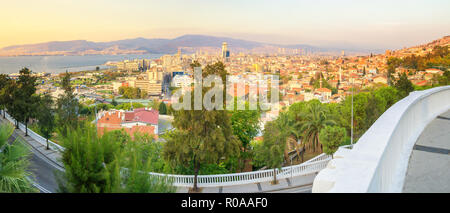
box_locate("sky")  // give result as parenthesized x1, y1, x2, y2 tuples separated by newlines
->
(0, 0, 449, 50)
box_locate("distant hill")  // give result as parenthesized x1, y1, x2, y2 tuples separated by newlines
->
(389, 35, 449, 57)
(0, 34, 380, 56)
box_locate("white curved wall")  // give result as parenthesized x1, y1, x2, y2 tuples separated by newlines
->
(312, 86, 450, 193)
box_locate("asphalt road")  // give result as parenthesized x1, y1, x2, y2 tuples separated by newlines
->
(2, 119, 62, 193)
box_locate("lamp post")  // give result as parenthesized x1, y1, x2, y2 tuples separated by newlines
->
(351, 77, 354, 146)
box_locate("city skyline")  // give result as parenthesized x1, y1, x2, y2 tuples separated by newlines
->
(1, 0, 449, 49)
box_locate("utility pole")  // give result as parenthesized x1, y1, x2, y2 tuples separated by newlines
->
(351, 77, 354, 146)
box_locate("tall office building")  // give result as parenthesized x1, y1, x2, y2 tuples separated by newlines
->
(222, 42, 230, 62)
(222, 42, 227, 58)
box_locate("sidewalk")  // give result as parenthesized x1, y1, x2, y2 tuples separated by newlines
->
(0, 117, 64, 170)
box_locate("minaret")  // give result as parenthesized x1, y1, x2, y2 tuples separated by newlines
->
(177, 47, 182, 61)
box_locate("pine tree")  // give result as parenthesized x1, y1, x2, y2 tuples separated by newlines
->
(58, 125, 174, 193)
(158, 102, 167, 115)
(56, 71, 80, 137)
(11, 68, 38, 135)
(162, 61, 240, 192)
(0, 74, 12, 118)
(394, 72, 414, 98)
(36, 92, 56, 150)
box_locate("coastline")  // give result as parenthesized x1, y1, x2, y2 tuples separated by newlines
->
(0, 53, 163, 74)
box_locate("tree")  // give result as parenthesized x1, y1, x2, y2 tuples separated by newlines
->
(4, 80, 18, 127)
(150, 99, 160, 110)
(115, 102, 145, 111)
(230, 101, 260, 152)
(319, 125, 347, 156)
(297, 100, 335, 153)
(158, 102, 167, 115)
(0, 74, 12, 118)
(111, 97, 118, 106)
(36, 92, 56, 150)
(437, 71, 450, 86)
(140, 90, 148, 99)
(58, 124, 114, 193)
(363, 92, 384, 131)
(259, 115, 288, 184)
(162, 61, 240, 192)
(394, 72, 414, 99)
(114, 136, 175, 193)
(230, 102, 260, 171)
(387, 57, 402, 86)
(0, 123, 37, 192)
(56, 71, 80, 137)
(12, 68, 38, 136)
(119, 86, 142, 99)
(58, 125, 174, 193)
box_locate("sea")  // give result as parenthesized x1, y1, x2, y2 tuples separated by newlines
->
(0, 54, 163, 74)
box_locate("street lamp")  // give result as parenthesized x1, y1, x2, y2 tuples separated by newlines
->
(351, 77, 354, 146)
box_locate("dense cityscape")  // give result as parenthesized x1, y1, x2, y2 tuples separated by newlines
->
(1, 34, 448, 193)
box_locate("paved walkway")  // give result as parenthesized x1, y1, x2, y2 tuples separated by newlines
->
(403, 110, 450, 193)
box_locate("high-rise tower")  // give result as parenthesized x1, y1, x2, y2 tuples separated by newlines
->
(222, 42, 228, 58)
(221, 42, 230, 62)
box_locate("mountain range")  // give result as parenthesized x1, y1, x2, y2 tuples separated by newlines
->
(0, 34, 381, 56)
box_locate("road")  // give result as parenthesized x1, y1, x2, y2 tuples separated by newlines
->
(2, 118, 62, 193)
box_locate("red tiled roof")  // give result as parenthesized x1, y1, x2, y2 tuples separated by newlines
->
(97, 125, 157, 140)
(124, 112, 135, 121)
(97, 108, 159, 139)
(124, 109, 158, 125)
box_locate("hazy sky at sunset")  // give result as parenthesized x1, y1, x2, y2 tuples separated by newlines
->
(1, 0, 449, 49)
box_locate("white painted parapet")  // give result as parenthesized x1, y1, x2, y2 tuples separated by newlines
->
(312, 86, 450, 193)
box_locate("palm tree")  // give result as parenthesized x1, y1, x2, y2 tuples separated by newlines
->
(275, 113, 305, 164)
(0, 123, 36, 192)
(297, 101, 335, 153)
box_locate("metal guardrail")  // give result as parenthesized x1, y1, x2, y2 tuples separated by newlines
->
(1, 110, 331, 188)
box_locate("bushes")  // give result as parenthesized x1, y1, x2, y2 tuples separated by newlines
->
(284, 86, 403, 151)
(319, 125, 347, 156)
(58, 125, 174, 193)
